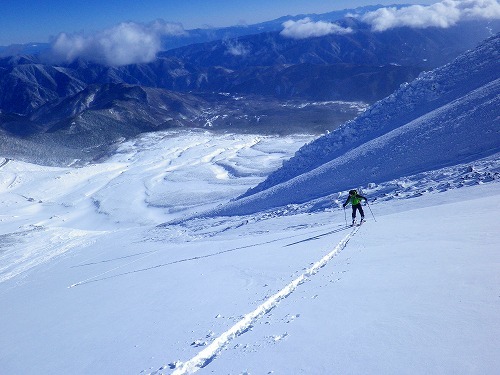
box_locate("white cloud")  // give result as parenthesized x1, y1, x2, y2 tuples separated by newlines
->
(223, 39, 250, 56)
(50, 20, 186, 66)
(280, 18, 353, 39)
(361, 0, 500, 32)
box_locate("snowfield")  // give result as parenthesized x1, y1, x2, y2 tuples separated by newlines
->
(0, 128, 499, 374)
(1, 33, 499, 375)
(0, 130, 313, 282)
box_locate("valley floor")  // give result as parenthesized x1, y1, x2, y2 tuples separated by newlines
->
(0, 130, 499, 374)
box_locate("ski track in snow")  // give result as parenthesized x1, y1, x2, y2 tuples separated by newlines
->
(160, 226, 359, 375)
(0, 158, 10, 168)
(1, 130, 498, 373)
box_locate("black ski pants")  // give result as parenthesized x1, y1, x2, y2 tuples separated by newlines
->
(352, 203, 365, 220)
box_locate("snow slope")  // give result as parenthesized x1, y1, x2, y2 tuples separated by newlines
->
(0, 164, 498, 374)
(228, 34, 500, 215)
(1, 124, 499, 374)
(0, 33, 499, 375)
(0, 130, 313, 282)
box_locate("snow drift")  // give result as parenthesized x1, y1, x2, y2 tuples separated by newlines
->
(210, 34, 500, 216)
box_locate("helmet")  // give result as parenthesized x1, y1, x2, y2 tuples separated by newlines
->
(349, 189, 356, 196)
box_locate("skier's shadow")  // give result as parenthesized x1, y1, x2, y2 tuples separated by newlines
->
(283, 226, 350, 247)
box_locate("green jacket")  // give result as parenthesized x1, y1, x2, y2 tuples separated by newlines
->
(343, 193, 367, 207)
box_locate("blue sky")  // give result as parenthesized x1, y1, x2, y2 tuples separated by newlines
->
(0, 0, 436, 45)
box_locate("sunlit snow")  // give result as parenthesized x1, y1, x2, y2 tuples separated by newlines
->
(1, 33, 499, 375)
(0, 127, 498, 374)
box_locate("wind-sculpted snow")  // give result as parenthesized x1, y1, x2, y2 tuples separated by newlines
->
(225, 34, 500, 215)
(212, 82, 500, 216)
(0, 131, 312, 282)
(1, 129, 499, 374)
(244, 34, 500, 195)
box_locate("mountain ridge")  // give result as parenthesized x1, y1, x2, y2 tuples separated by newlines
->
(0, 4, 403, 55)
(1, 17, 498, 167)
(1, 19, 497, 118)
(208, 33, 500, 216)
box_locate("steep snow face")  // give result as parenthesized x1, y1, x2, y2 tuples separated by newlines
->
(217, 34, 500, 215)
(211, 82, 499, 216)
(241, 34, 500, 200)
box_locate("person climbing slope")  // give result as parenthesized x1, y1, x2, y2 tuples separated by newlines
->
(343, 189, 368, 226)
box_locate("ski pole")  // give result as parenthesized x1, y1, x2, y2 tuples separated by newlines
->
(366, 201, 377, 222)
(343, 206, 347, 226)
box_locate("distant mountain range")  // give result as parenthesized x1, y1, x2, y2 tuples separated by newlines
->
(0, 6, 498, 165)
(0, 5, 399, 56)
(1, 19, 496, 114)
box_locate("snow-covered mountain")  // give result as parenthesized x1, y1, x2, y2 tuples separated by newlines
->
(2, 22, 497, 167)
(212, 33, 500, 216)
(1, 52, 499, 375)
(0, 122, 498, 374)
(1, 14, 499, 375)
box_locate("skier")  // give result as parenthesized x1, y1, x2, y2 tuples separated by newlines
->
(343, 189, 367, 226)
